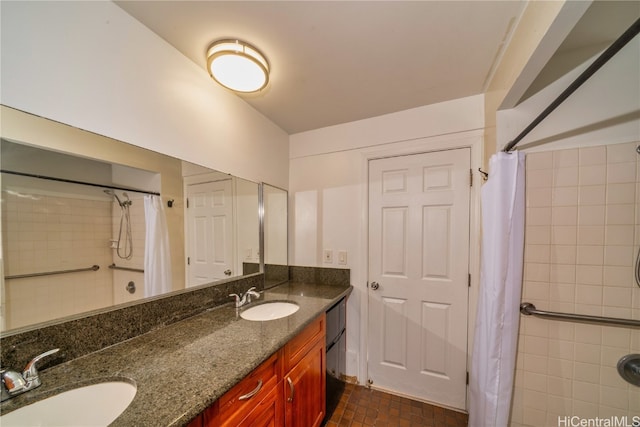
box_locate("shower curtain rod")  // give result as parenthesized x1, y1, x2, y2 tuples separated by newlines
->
(502, 17, 640, 153)
(0, 169, 161, 196)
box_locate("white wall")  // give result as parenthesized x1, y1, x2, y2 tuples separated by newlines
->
(0, 1, 289, 189)
(497, 38, 640, 153)
(289, 94, 485, 382)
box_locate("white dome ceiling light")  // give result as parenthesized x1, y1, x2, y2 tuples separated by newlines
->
(206, 39, 269, 93)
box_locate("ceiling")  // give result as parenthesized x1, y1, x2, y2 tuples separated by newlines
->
(115, 1, 526, 134)
(522, 0, 640, 102)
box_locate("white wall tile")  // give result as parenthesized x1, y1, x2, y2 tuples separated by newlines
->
(605, 204, 635, 226)
(606, 183, 636, 204)
(527, 187, 552, 207)
(579, 146, 606, 166)
(579, 165, 606, 186)
(527, 151, 553, 170)
(554, 149, 579, 168)
(578, 205, 605, 226)
(551, 226, 577, 245)
(605, 225, 635, 246)
(518, 141, 638, 426)
(577, 226, 605, 245)
(552, 186, 578, 206)
(578, 185, 606, 206)
(606, 162, 636, 184)
(576, 285, 603, 307)
(526, 226, 551, 244)
(606, 142, 638, 163)
(552, 206, 578, 226)
(576, 265, 603, 285)
(528, 207, 552, 226)
(602, 287, 633, 309)
(554, 167, 579, 187)
(576, 245, 604, 265)
(551, 245, 577, 264)
(604, 245, 633, 266)
(573, 361, 600, 384)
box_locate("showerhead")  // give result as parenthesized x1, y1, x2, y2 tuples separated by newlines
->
(104, 189, 124, 207)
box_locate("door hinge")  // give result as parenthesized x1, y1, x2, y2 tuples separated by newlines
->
(187, 257, 190, 265)
(468, 273, 471, 287)
(470, 169, 473, 187)
(466, 372, 469, 385)
(186, 198, 189, 208)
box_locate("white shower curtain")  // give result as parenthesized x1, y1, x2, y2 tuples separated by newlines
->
(144, 195, 172, 298)
(469, 151, 525, 427)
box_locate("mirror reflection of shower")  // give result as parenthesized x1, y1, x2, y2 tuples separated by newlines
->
(104, 189, 133, 260)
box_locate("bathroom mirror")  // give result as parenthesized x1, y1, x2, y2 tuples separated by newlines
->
(0, 107, 260, 332)
(261, 183, 288, 288)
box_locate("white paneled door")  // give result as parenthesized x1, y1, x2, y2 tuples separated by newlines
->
(368, 148, 470, 410)
(187, 179, 234, 287)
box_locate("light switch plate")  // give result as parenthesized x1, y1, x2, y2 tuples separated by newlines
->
(338, 250, 347, 265)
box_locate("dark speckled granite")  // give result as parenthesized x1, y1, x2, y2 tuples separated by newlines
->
(289, 266, 350, 286)
(0, 274, 264, 371)
(0, 282, 352, 427)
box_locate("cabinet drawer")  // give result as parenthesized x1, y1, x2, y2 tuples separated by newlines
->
(284, 314, 325, 372)
(235, 384, 283, 427)
(207, 350, 282, 427)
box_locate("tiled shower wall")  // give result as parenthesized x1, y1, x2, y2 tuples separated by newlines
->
(2, 190, 148, 329)
(2, 193, 114, 329)
(510, 142, 640, 426)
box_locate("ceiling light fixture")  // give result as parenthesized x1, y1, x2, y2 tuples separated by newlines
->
(206, 39, 269, 93)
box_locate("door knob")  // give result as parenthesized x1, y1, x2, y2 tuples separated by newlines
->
(224, 269, 232, 276)
(370, 282, 379, 290)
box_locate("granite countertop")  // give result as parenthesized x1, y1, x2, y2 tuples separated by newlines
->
(0, 282, 352, 426)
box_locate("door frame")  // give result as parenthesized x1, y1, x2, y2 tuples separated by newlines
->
(358, 130, 483, 411)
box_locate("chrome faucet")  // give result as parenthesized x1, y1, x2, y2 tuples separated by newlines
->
(1, 348, 59, 402)
(229, 287, 261, 308)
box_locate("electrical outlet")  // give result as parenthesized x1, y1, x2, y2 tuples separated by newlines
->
(323, 249, 333, 263)
(338, 250, 347, 265)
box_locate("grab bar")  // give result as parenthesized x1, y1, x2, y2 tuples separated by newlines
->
(108, 263, 144, 273)
(5, 265, 100, 280)
(520, 302, 640, 328)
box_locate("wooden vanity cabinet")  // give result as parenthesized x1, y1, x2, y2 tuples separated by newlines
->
(284, 338, 326, 427)
(283, 315, 326, 427)
(186, 314, 326, 427)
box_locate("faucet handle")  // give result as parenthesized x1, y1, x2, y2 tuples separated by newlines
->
(1, 369, 27, 399)
(23, 348, 59, 384)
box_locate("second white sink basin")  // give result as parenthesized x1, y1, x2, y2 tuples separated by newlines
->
(241, 302, 299, 321)
(0, 381, 136, 426)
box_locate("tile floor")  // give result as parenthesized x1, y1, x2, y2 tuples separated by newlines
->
(323, 382, 469, 427)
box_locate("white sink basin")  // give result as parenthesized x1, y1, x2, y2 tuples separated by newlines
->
(0, 381, 136, 426)
(241, 302, 299, 321)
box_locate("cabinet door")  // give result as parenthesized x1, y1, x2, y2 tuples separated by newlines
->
(284, 339, 326, 427)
